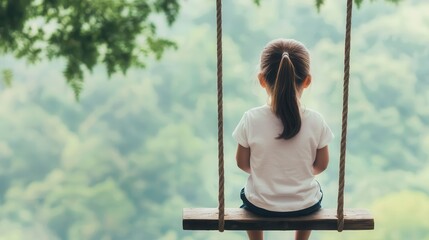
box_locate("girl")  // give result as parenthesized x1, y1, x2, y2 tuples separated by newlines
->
(232, 39, 334, 240)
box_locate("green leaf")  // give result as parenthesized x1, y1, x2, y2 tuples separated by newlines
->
(2, 69, 13, 87)
(355, 0, 364, 8)
(69, 78, 84, 101)
(147, 37, 178, 60)
(316, 0, 325, 11)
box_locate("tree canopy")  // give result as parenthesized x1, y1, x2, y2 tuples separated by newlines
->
(0, 0, 179, 98)
(0, 0, 402, 99)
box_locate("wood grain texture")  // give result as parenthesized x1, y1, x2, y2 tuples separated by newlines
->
(183, 208, 374, 230)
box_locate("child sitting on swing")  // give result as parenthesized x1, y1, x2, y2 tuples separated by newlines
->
(233, 39, 334, 240)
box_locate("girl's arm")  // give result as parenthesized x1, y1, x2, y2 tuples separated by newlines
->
(236, 144, 251, 174)
(313, 146, 329, 175)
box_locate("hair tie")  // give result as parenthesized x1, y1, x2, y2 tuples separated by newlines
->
(282, 52, 289, 58)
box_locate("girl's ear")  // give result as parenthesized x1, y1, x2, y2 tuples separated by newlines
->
(303, 75, 312, 88)
(258, 72, 267, 88)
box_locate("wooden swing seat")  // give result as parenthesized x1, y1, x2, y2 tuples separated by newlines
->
(183, 208, 374, 230)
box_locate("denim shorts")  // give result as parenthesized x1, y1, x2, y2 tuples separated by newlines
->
(240, 188, 322, 217)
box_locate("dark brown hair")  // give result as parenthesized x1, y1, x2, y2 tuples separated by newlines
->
(260, 39, 310, 139)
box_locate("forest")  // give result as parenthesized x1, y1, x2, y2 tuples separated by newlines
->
(0, 0, 428, 239)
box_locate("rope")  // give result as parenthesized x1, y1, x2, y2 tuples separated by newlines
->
(216, 0, 225, 232)
(337, 0, 353, 232)
(214, 0, 353, 232)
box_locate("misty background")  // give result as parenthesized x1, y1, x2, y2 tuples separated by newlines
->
(0, 0, 428, 239)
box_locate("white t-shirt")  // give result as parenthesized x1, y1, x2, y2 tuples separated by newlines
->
(232, 104, 334, 212)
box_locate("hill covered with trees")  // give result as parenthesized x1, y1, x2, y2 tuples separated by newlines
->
(0, 0, 428, 239)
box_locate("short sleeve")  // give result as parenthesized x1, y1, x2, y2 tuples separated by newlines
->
(232, 112, 249, 148)
(317, 116, 334, 149)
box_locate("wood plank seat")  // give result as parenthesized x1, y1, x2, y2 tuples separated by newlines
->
(183, 208, 374, 231)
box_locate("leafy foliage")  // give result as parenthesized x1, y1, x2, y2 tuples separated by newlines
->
(316, 0, 325, 10)
(1, 69, 12, 87)
(316, 0, 403, 10)
(0, 0, 404, 98)
(0, 0, 179, 99)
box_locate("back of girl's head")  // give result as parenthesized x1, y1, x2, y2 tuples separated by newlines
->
(260, 39, 310, 140)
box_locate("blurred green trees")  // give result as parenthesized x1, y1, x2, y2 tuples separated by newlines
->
(0, 0, 404, 98)
(0, 0, 428, 239)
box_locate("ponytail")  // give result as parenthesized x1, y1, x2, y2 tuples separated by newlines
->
(271, 52, 301, 139)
